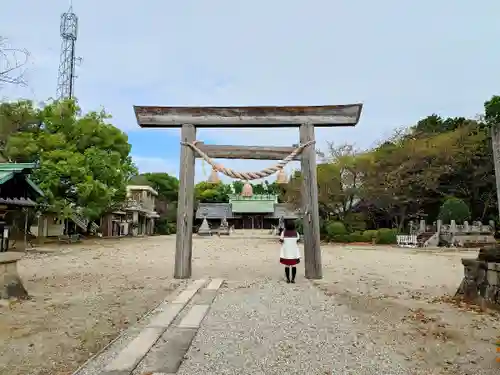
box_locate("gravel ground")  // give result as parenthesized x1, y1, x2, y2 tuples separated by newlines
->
(0, 237, 183, 375)
(178, 279, 411, 374)
(0, 234, 499, 374)
(181, 239, 500, 374)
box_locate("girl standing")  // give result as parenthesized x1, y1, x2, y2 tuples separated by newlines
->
(279, 220, 301, 283)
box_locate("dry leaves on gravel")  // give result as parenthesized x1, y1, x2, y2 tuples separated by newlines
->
(401, 308, 454, 342)
(430, 295, 500, 316)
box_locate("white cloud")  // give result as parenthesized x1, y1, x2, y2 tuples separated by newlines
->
(3, 0, 500, 162)
(132, 156, 178, 176)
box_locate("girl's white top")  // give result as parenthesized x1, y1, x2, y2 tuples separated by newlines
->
(279, 232, 301, 259)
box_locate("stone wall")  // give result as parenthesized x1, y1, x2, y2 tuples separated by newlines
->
(452, 234, 496, 247)
(413, 219, 496, 247)
(459, 258, 500, 307)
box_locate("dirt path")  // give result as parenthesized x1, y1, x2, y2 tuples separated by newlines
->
(0, 236, 498, 374)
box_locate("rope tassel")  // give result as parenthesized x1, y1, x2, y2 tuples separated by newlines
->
(180, 140, 315, 181)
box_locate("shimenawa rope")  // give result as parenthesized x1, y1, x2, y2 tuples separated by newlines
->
(180, 140, 315, 181)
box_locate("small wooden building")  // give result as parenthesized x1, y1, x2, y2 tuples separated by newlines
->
(99, 185, 160, 237)
(0, 163, 44, 250)
(100, 211, 128, 237)
(195, 194, 299, 230)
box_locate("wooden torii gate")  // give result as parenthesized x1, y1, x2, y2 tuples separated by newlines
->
(134, 104, 363, 280)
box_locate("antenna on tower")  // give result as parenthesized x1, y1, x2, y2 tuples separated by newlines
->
(56, 3, 79, 100)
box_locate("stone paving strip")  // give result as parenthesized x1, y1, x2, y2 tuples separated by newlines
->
(131, 278, 225, 375)
(102, 279, 208, 374)
(87, 278, 225, 375)
(72, 279, 211, 375)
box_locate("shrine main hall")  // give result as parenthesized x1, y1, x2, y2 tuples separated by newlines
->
(195, 193, 298, 230)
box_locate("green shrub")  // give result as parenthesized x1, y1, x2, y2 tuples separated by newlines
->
(167, 223, 177, 234)
(155, 218, 176, 235)
(324, 221, 348, 242)
(438, 197, 470, 224)
(348, 231, 365, 242)
(326, 232, 366, 243)
(155, 218, 169, 234)
(319, 219, 330, 240)
(331, 234, 350, 243)
(343, 213, 367, 233)
(362, 230, 378, 242)
(295, 218, 304, 234)
(375, 228, 397, 244)
(325, 221, 347, 236)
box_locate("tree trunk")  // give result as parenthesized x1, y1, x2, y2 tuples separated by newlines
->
(397, 207, 407, 232)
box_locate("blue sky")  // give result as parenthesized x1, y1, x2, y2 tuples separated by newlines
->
(2, 0, 500, 182)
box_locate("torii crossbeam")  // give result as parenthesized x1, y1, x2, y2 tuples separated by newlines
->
(134, 104, 363, 280)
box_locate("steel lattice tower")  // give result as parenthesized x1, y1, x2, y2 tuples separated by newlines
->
(56, 6, 78, 100)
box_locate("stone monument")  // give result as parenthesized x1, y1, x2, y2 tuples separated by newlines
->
(197, 215, 212, 236)
(456, 249, 500, 309)
(219, 216, 230, 236)
(0, 252, 28, 299)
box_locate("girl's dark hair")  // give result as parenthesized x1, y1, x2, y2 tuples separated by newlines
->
(283, 220, 297, 237)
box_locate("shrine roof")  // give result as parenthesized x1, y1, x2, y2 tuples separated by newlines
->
(196, 203, 234, 219)
(0, 197, 37, 207)
(195, 202, 299, 219)
(0, 163, 44, 197)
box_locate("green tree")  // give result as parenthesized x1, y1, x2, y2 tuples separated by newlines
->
(286, 144, 363, 221)
(5, 99, 137, 221)
(140, 172, 179, 202)
(410, 114, 494, 222)
(252, 182, 267, 195)
(130, 173, 179, 230)
(438, 197, 471, 224)
(195, 181, 232, 203)
(360, 121, 486, 229)
(231, 180, 244, 194)
(484, 95, 500, 127)
(0, 100, 40, 160)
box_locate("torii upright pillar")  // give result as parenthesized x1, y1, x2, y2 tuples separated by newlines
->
(134, 104, 363, 279)
(300, 123, 322, 279)
(174, 124, 196, 278)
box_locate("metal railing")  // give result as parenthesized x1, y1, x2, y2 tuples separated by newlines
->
(71, 213, 99, 233)
(126, 198, 155, 211)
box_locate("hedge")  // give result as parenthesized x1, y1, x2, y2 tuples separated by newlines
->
(322, 227, 398, 244)
(155, 218, 177, 235)
(361, 230, 378, 242)
(375, 228, 397, 244)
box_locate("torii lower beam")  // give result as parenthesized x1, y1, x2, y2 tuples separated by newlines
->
(193, 142, 301, 161)
(134, 104, 363, 280)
